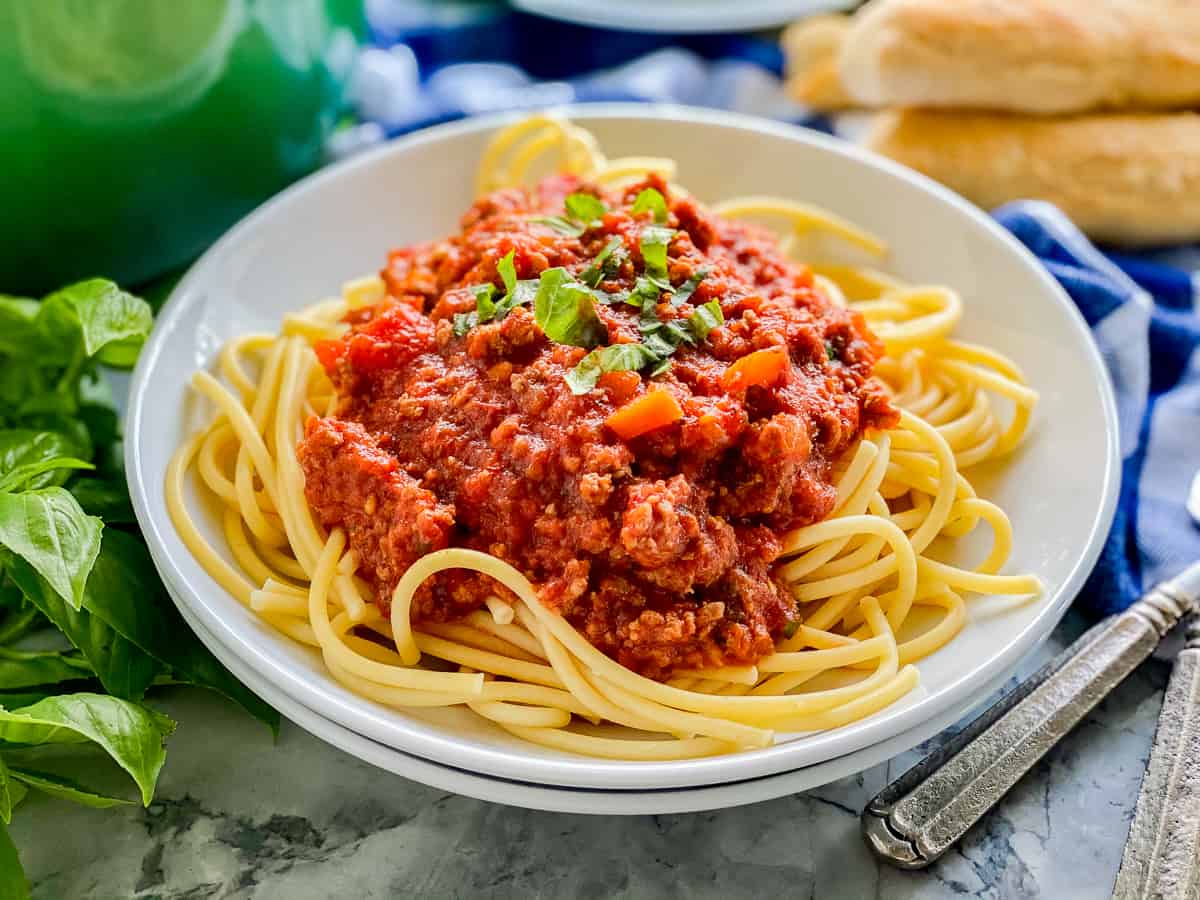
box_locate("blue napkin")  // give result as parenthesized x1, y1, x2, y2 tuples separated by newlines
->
(353, 4, 1200, 616)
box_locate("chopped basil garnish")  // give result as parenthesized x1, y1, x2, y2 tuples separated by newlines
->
(782, 620, 801, 639)
(498, 249, 518, 296)
(649, 357, 673, 377)
(671, 268, 709, 306)
(533, 268, 607, 349)
(530, 215, 584, 237)
(473, 283, 496, 321)
(825, 340, 839, 361)
(565, 192, 607, 225)
(688, 300, 724, 341)
(452, 250, 535, 337)
(632, 187, 668, 224)
(639, 226, 675, 287)
(580, 237, 625, 288)
(564, 343, 659, 395)
(531, 191, 608, 238)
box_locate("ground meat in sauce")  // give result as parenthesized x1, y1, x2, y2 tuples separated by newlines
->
(297, 172, 897, 679)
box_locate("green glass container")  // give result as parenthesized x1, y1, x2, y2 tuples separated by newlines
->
(0, 0, 365, 295)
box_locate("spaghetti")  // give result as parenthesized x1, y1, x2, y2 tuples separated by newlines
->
(167, 115, 1041, 759)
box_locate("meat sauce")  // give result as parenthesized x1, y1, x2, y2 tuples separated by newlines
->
(298, 173, 897, 679)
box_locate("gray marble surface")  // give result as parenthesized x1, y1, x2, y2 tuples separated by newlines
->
(12, 609, 1165, 900)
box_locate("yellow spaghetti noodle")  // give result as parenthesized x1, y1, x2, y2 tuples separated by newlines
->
(166, 115, 1041, 760)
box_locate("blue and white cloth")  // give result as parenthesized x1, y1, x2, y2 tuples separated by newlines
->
(345, 2, 1200, 617)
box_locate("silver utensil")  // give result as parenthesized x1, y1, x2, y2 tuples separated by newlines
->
(1112, 468, 1200, 900)
(862, 558, 1200, 870)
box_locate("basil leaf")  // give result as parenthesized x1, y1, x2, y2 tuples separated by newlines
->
(564, 192, 607, 225)
(782, 620, 801, 639)
(0, 297, 44, 360)
(825, 340, 840, 361)
(452, 312, 478, 337)
(639, 226, 675, 285)
(37, 280, 153, 369)
(3, 554, 159, 700)
(632, 278, 664, 318)
(473, 284, 497, 323)
(688, 300, 725, 341)
(533, 269, 607, 349)
(497, 249, 517, 298)
(632, 188, 669, 224)
(0, 757, 13, 826)
(580, 237, 624, 288)
(642, 331, 678, 359)
(0, 458, 93, 495)
(78, 530, 278, 733)
(67, 478, 134, 525)
(649, 358, 673, 378)
(565, 343, 659, 395)
(0, 488, 102, 611)
(8, 767, 134, 809)
(530, 216, 584, 238)
(0, 693, 174, 806)
(0, 431, 88, 491)
(0, 648, 91, 690)
(0, 819, 28, 900)
(671, 268, 709, 307)
(0, 687, 92, 709)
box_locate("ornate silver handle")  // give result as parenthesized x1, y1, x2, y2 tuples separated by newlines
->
(1112, 617, 1200, 900)
(863, 578, 1196, 869)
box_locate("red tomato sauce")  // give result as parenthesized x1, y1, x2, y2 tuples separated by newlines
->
(298, 174, 896, 679)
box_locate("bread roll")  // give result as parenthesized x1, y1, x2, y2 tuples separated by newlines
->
(840, 0, 1200, 115)
(781, 15, 858, 110)
(865, 109, 1200, 245)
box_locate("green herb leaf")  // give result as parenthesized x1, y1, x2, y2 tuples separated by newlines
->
(565, 343, 660, 395)
(8, 767, 134, 810)
(472, 284, 497, 323)
(649, 358, 673, 378)
(580, 237, 625, 288)
(452, 312, 477, 337)
(0, 818, 28, 900)
(688, 300, 725, 342)
(68, 477, 134, 525)
(75, 530, 278, 733)
(37, 280, 153, 369)
(0, 297, 45, 361)
(0, 757, 13, 826)
(0, 693, 174, 806)
(825, 340, 839, 361)
(671, 268, 709, 307)
(533, 268, 607, 349)
(639, 226, 675, 286)
(782, 620, 801, 639)
(497, 249, 517, 297)
(0, 458, 93, 495)
(0, 648, 92, 690)
(0, 430, 89, 491)
(564, 192, 607, 225)
(0, 488, 102, 610)
(632, 188, 669, 224)
(530, 216, 585, 238)
(3, 553, 159, 700)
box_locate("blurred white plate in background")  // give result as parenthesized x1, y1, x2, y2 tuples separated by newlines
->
(512, 0, 858, 34)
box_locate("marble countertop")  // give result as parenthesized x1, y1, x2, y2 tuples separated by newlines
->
(13, 609, 1163, 899)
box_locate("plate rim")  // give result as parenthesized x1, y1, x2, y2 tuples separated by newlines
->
(510, 0, 859, 34)
(165, 556, 1041, 815)
(126, 102, 1122, 790)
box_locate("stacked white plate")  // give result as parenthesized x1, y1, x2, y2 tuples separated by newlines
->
(126, 107, 1120, 814)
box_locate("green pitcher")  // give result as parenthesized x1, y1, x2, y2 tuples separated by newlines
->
(0, 0, 365, 295)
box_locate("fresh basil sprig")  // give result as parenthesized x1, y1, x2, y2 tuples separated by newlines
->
(0, 278, 279, 895)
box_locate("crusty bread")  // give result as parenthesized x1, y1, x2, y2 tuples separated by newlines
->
(865, 109, 1200, 245)
(840, 0, 1200, 115)
(781, 15, 858, 110)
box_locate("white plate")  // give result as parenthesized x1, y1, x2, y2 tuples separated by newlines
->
(126, 105, 1120, 791)
(164, 559, 1030, 815)
(512, 0, 857, 33)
